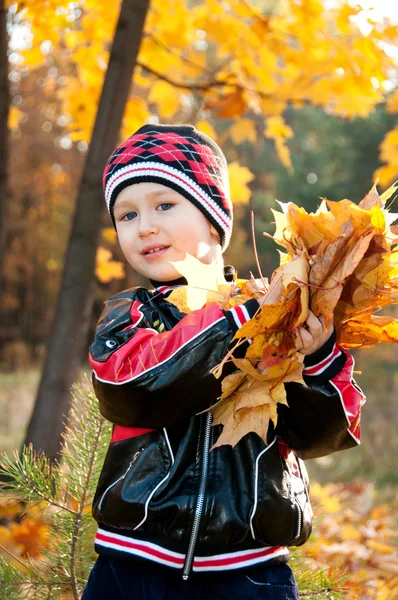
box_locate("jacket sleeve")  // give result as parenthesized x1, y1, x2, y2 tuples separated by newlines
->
(89, 290, 259, 428)
(276, 331, 366, 460)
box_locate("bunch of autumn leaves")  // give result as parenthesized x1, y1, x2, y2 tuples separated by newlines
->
(168, 183, 398, 448)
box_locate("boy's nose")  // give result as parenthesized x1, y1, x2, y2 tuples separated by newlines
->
(138, 219, 159, 238)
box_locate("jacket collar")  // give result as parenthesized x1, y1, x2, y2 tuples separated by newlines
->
(150, 276, 187, 297)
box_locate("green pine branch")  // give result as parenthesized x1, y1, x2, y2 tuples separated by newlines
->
(0, 375, 111, 599)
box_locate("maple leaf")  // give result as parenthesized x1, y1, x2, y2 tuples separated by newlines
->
(212, 400, 272, 449)
(228, 118, 257, 145)
(228, 161, 255, 204)
(167, 254, 233, 312)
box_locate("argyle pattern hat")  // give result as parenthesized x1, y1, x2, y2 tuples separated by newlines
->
(103, 124, 233, 250)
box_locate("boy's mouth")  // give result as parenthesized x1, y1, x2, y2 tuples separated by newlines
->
(141, 245, 170, 259)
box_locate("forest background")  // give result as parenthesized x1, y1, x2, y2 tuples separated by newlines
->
(0, 0, 397, 597)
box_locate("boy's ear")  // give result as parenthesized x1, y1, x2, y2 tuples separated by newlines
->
(210, 224, 220, 241)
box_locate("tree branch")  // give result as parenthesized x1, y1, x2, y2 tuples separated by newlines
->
(137, 61, 233, 90)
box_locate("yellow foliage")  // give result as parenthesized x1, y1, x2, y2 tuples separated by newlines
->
(228, 161, 255, 204)
(95, 247, 125, 284)
(121, 97, 151, 141)
(196, 120, 218, 140)
(304, 482, 398, 599)
(228, 118, 257, 145)
(387, 88, 398, 114)
(265, 117, 294, 171)
(148, 81, 183, 119)
(375, 127, 398, 187)
(101, 228, 118, 244)
(8, 106, 23, 130)
(14, 0, 398, 180)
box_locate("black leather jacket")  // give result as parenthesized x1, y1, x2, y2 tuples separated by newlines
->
(89, 281, 364, 577)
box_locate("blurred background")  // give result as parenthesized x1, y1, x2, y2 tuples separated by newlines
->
(0, 0, 397, 595)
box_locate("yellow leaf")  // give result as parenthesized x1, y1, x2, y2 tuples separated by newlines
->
(148, 80, 182, 119)
(228, 118, 257, 145)
(21, 46, 44, 68)
(122, 97, 151, 141)
(8, 106, 23, 130)
(367, 539, 395, 555)
(171, 254, 226, 291)
(96, 247, 125, 283)
(387, 88, 398, 114)
(101, 228, 117, 244)
(265, 116, 293, 141)
(196, 120, 217, 140)
(167, 254, 230, 312)
(341, 524, 361, 542)
(228, 161, 254, 204)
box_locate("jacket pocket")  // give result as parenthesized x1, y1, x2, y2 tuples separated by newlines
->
(250, 437, 312, 547)
(93, 430, 172, 529)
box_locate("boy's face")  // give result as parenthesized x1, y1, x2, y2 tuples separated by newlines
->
(113, 182, 222, 282)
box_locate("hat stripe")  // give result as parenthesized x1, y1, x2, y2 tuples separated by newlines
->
(106, 163, 232, 234)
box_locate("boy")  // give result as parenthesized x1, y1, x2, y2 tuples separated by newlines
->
(84, 124, 364, 599)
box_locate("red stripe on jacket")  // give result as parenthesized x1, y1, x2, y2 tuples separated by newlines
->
(329, 350, 365, 442)
(89, 302, 226, 384)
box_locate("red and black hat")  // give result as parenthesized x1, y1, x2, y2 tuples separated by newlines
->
(103, 124, 233, 250)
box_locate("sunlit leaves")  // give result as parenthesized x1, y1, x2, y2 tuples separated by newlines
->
(375, 128, 398, 187)
(148, 81, 183, 119)
(228, 161, 255, 204)
(11, 0, 398, 186)
(7, 107, 23, 130)
(95, 247, 125, 284)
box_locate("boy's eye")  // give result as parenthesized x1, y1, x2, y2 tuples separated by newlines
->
(157, 202, 173, 211)
(121, 211, 137, 221)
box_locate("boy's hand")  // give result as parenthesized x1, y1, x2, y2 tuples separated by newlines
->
(297, 310, 334, 356)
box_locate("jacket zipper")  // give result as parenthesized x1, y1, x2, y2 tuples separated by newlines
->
(182, 412, 212, 580)
(294, 499, 302, 540)
(286, 477, 303, 542)
(98, 450, 142, 513)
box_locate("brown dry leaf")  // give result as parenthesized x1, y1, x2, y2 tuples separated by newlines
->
(220, 370, 247, 398)
(212, 401, 271, 449)
(309, 219, 355, 287)
(311, 229, 375, 326)
(239, 276, 269, 297)
(358, 183, 384, 210)
(232, 378, 274, 411)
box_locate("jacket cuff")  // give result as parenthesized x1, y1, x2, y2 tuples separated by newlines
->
(303, 330, 347, 384)
(224, 299, 260, 334)
(224, 299, 259, 359)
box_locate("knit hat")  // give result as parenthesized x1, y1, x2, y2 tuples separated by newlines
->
(103, 124, 233, 250)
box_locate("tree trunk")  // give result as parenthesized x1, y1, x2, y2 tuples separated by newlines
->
(24, 0, 151, 461)
(0, 0, 9, 302)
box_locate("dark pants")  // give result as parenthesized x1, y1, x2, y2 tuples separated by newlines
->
(82, 555, 300, 599)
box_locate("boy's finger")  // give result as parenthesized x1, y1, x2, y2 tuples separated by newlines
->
(299, 327, 314, 349)
(306, 310, 323, 335)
